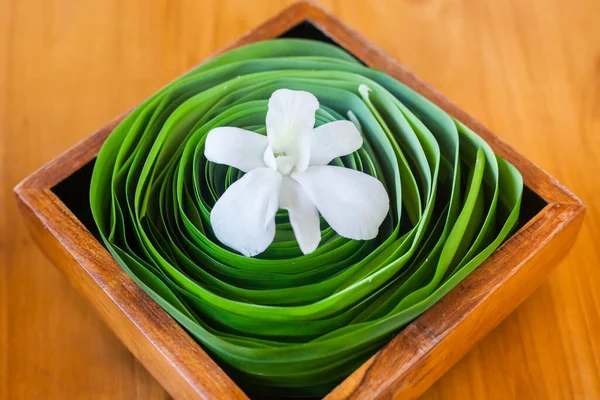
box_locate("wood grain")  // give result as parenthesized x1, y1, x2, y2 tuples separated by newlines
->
(12, 1, 585, 398)
(2, 0, 598, 399)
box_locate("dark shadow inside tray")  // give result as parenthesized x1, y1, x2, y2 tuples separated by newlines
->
(50, 19, 548, 399)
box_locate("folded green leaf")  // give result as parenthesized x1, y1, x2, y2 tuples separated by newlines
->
(90, 38, 522, 397)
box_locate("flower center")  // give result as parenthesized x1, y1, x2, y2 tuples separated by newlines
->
(274, 154, 296, 176)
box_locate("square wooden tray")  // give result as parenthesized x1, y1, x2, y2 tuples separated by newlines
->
(14, 1, 585, 399)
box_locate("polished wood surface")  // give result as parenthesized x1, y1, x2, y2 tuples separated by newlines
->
(2, 0, 598, 399)
(11, 2, 585, 398)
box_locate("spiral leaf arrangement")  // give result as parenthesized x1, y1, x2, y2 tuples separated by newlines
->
(90, 39, 522, 397)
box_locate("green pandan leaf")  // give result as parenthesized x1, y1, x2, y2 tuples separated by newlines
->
(90, 38, 522, 397)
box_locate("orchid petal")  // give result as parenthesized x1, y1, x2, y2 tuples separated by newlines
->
(266, 89, 318, 173)
(210, 168, 282, 257)
(310, 120, 363, 166)
(263, 146, 277, 170)
(279, 177, 321, 254)
(291, 166, 389, 240)
(205, 127, 268, 172)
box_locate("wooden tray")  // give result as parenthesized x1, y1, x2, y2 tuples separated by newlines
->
(14, 1, 585, 399)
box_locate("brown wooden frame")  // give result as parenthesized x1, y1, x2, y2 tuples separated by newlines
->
(14, 1, 585, 399)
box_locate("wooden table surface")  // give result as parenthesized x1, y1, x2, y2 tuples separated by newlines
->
(1, 0, 599, 398)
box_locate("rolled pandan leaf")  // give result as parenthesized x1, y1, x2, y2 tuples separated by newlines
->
(90, 38, 522, 397)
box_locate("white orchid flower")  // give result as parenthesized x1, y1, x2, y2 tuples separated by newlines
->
(204, 89, 390, 257)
